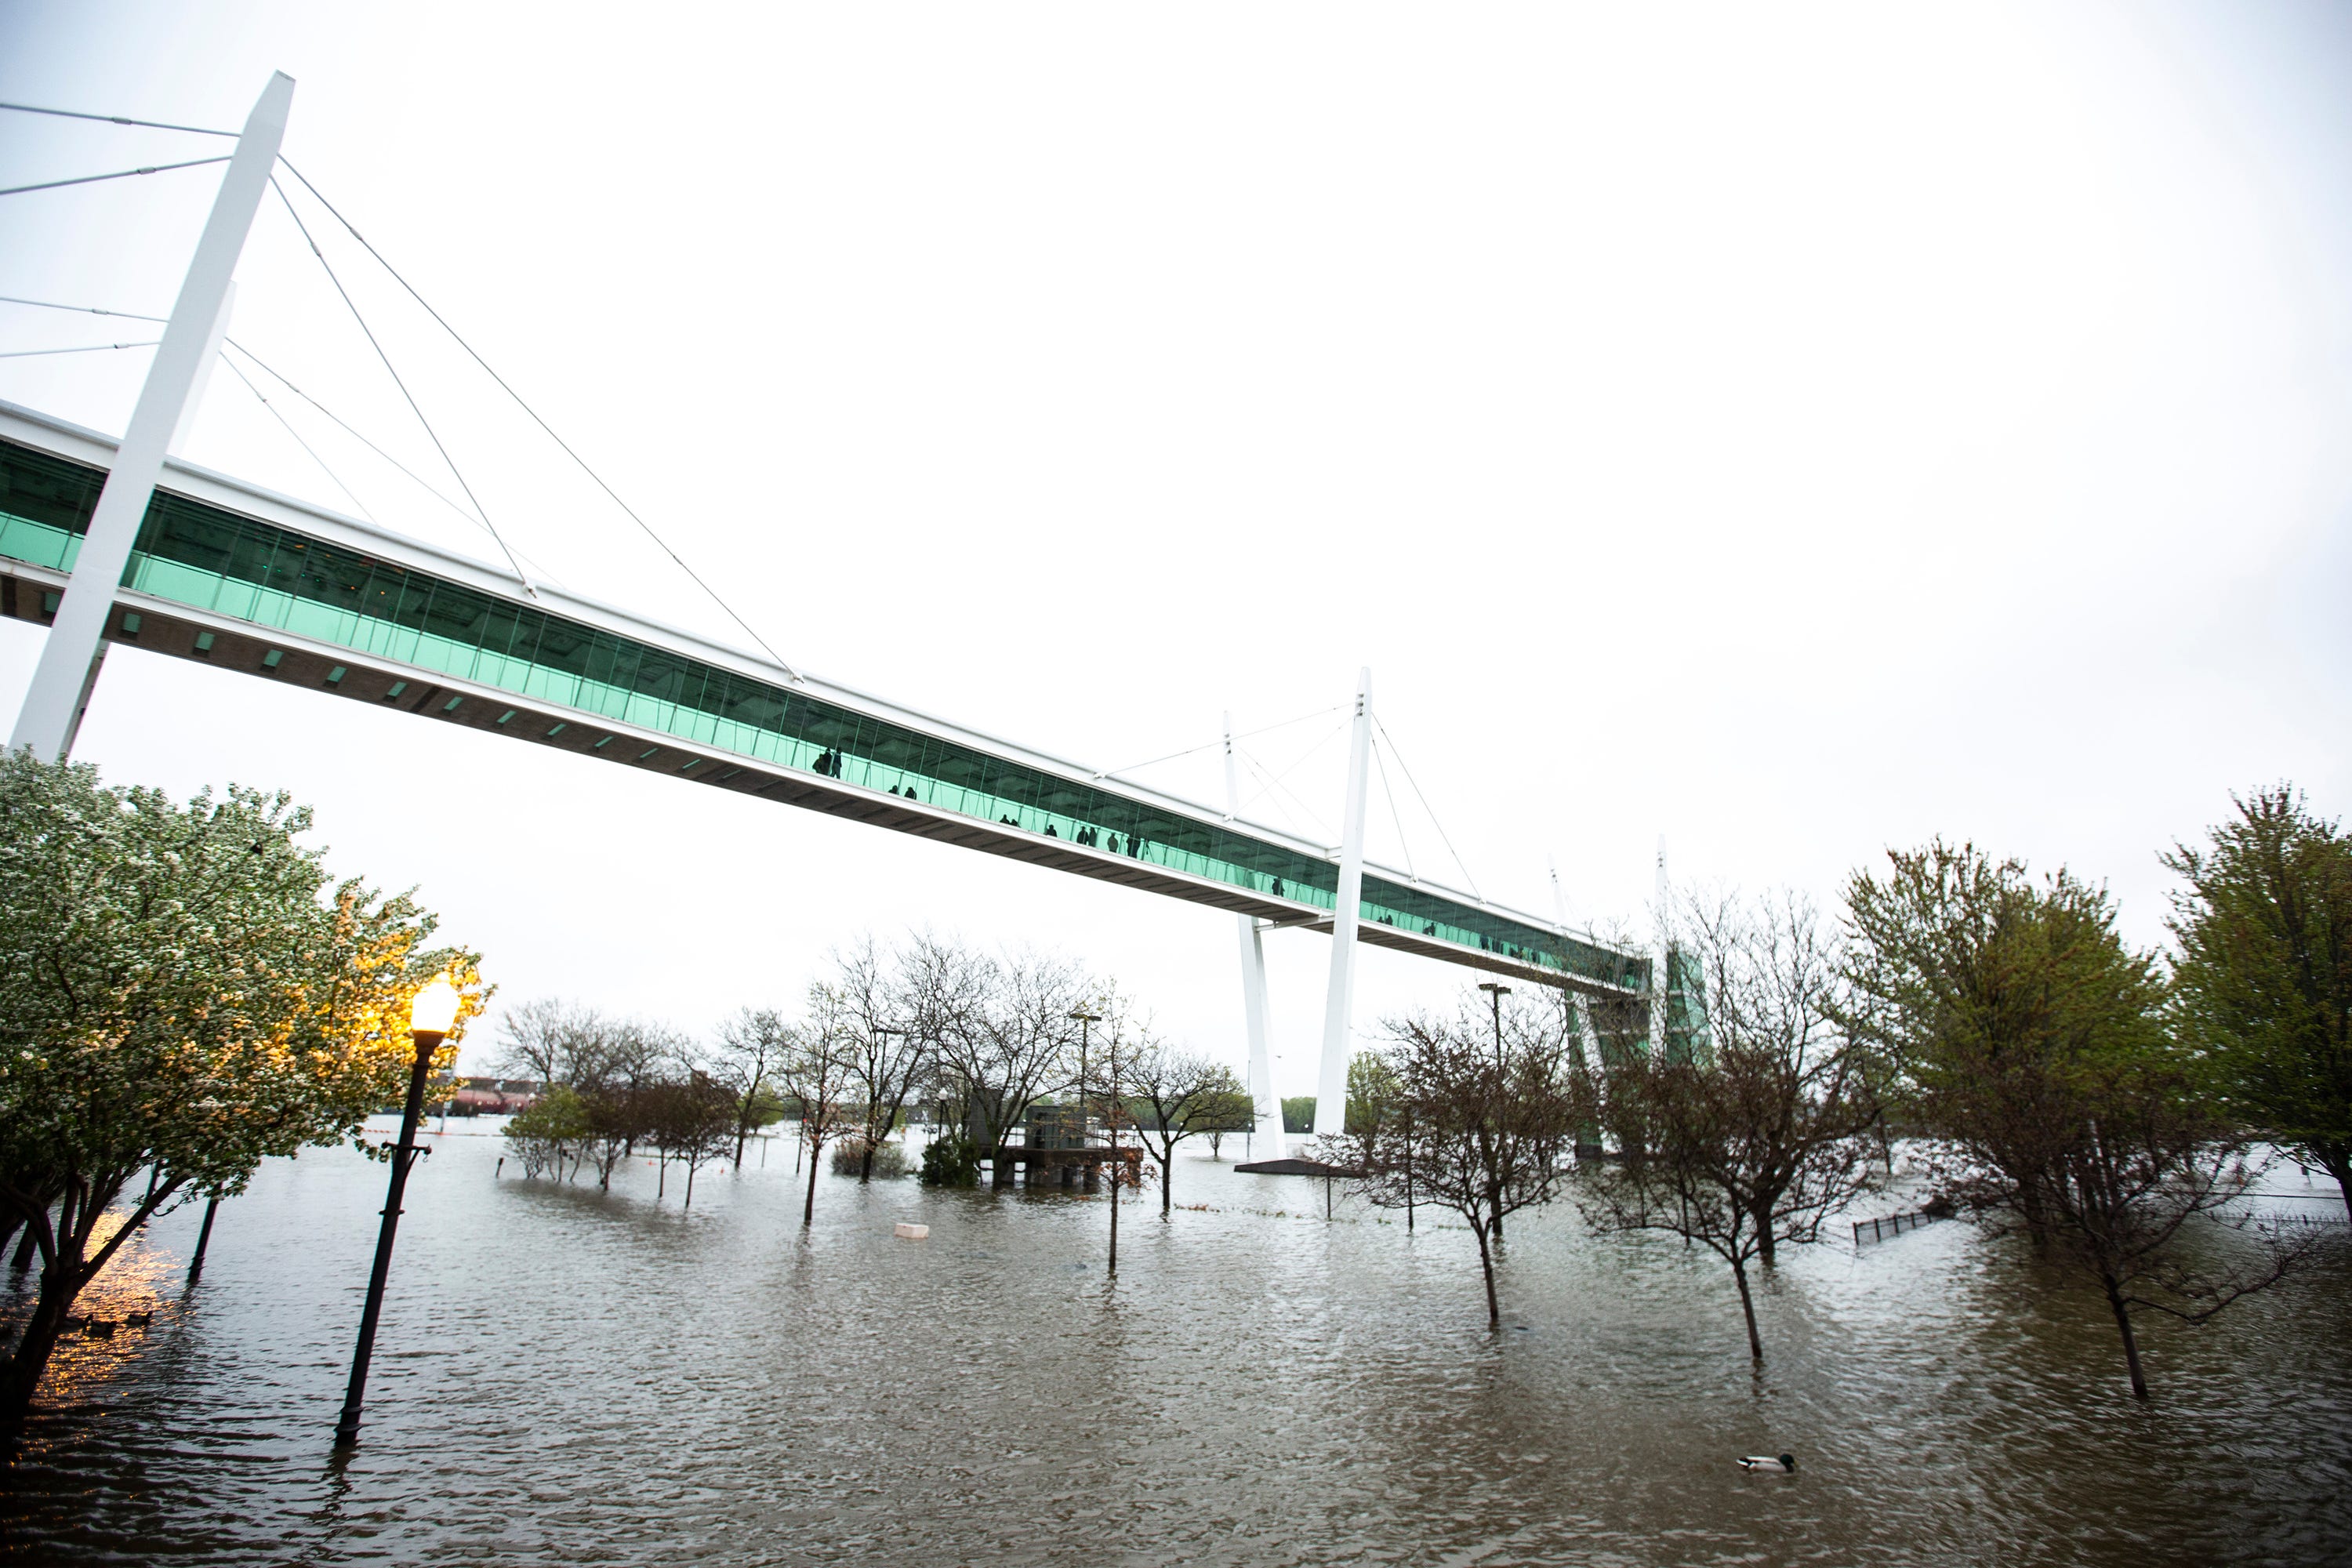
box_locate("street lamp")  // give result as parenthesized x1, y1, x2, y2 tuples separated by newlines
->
(1476, 982, 1511, 1070)
(333, 976, 460, 1449)
(1475, 981, 1512, 1242)
(1068, 1008, 1102, 1149)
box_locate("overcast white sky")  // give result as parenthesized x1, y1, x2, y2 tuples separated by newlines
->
(2, 2, 2347, 1083)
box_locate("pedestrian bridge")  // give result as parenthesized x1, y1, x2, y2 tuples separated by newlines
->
(0, 398, 1646, 1000)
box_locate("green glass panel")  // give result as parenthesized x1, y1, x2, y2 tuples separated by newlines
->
(0, 435, 1640, 992)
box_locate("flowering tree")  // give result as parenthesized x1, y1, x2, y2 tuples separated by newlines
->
(0, 753, 481, 1421)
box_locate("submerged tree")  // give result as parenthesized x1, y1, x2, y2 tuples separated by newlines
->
(713, 1007, 791, 1169)
(1352, 994, 1580, 1329)
(503, 1086, 590, 1180)
(1117, 1032, 1245, 1215)
(834, 936, 935, 1181)
(644, 1072, 739, 1208)
(0, 753, 483, 1422)
(775, 989, 858, 1228)
(1580, 891, 1881, 1360)
(2166, 786, 2352, 1221)
(1843, 840, 2310, 1399)
(931, 948, 1086, 1187)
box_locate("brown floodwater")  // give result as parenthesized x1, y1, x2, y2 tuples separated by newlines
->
(2, 1119, 2347, 1566)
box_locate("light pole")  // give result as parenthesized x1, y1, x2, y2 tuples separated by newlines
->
(1476, 982, 1512, 1073)
(334, 978, 460, 1449)
(1475, 981, 1511, 1241)
(1068, 1008, 1101, 1152)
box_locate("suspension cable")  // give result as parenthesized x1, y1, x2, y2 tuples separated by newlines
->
(1370, 737, 1417, 883)
(225, 339, 483, 528)
(1372, 714, 1481, 899)
(1094, 703, 1342, 781)
(218, 353, 380, 524)
(0, 157, 229, 199)
(1236, 750, 1333, 844)
(267, 175, 537, 596)
(0, 296, 168, 322)
(274, 157, 804, 683)
(1232, 717, 1351, 838)
(221, 339, 568, 586)
(0, 341, 157, 359)
(0, 102, 237, 137)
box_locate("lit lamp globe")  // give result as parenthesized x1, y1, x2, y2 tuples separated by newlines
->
(409, 978, 462, 1044)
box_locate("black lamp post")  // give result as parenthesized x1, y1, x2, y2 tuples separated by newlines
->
(1067, 1008, 1101, 1152)
(334, 977, 460, 1449)
(1476, 981, 1512, 1070)
(1475, 981, 1511, 1240)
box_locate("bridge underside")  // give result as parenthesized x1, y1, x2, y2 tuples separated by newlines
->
(0, 407, 1646, 1000)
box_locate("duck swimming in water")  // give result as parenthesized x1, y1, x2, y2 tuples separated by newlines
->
(1738, 1454, 1797, 1474)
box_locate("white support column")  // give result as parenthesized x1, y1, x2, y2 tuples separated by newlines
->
(10, 74, 294, 760)
(1312, 668, 1372, 1138)
(170, 280, 238, 456)
(1225, 713, 1285, 1160)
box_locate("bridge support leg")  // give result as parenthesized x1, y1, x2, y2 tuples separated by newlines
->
(1313, 669, 1372, 1139)
(1225, 713, 1287, 1160)
(9, 74, 293, 760)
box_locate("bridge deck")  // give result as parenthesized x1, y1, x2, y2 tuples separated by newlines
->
(0, 401, 1646, 998)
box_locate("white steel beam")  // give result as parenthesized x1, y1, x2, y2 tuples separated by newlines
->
(1312, 668, 1373, 1138)
(1225, 712, 1285, 1160)
(9, 74, 293, 759)
(169, 280, 237, 456)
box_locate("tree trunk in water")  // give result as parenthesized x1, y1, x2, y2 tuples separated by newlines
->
(657, 1156, 666, 1200)
(802, 1142, 822, 1228)
(991, 1145, 1012, 1189)
(1472, 1221, 1500, 1330)
(733, 1122, 748, 1171)
(1753, 1206, 1777, 1269)
(1160, 1155, 1172, 1217)
(1732, 1258, 1763, 1361)
(859, 1139, 877, 1183)
(2, 1254, 82, 1425)
(187, 1196, 221, 1279)
(2317, 1143, 2352, 1225)
(9, 1223, 34, 1271)
(2103, 1276, 2149, 1400)
(684, 1162, 697, 1209)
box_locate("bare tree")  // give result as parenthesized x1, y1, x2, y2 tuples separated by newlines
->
(895, 930, 989, 1164)
(644, 1073, 739, 1208)
(1352, 994, 1581, 1329)
(714, 1007, 791, 1167)
(834, 937, 934, 1181)
(1581, 890, 1882, 1361)
(1107, 1024, 1243, 1216)
(775, 986, 860, 1228)
(495, 997, 609, 1089)
(933, 948, 1086, 1187)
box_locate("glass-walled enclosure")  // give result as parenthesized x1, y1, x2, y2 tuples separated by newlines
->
(0, 436, 1642, 994)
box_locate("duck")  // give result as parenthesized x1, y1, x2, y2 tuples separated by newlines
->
(84, 1319, 118, 1339)
(125, 1312, 152, 1329)
(1738, 1453, 1797, 1474)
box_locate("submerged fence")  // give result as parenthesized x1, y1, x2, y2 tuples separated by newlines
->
(1853, 1207, 1942, 1245)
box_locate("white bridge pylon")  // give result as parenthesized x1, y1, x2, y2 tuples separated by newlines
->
(1223, 713, 1284, 1160)
(1225, 668, 1370, 1146)
(9, 73, 294, 761)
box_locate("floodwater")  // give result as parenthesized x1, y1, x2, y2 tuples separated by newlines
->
(2, 1120, 2347, 1566)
